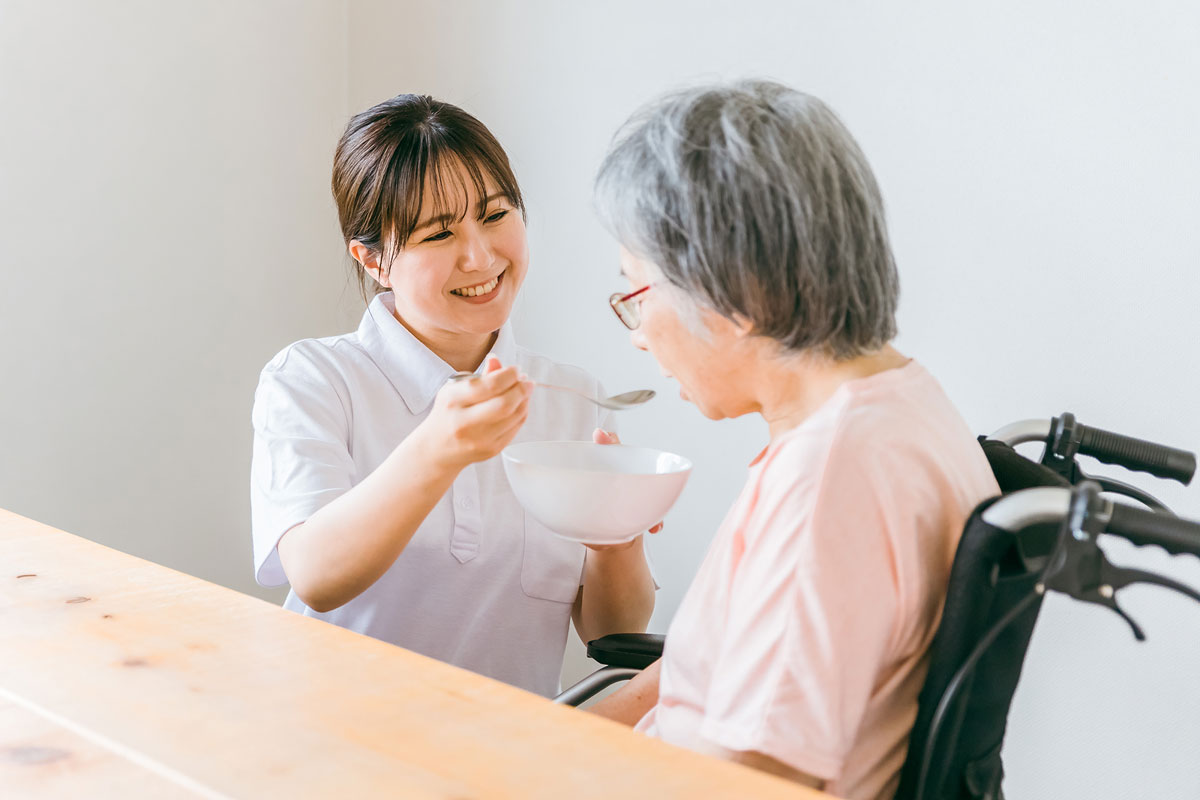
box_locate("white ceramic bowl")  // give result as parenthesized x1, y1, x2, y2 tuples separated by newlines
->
(502, 441, 693, 545)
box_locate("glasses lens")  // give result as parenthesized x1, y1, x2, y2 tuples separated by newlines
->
(609, 293, 639, 330)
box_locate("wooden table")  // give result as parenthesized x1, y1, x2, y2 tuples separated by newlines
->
(0, 509, 831, 799)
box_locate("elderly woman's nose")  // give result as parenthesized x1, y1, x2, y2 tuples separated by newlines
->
(630, 328, 649, 351)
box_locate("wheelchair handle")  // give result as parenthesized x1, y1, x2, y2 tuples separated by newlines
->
(988, 418, 1051, 447)
(989, 415, 1196, 485)
(1074, 423, 1196, 486)
(983, 487, 1200, 560)
(1108, 503, 1200, 559)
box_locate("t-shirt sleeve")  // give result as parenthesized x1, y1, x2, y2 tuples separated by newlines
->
(696, 448, 899, 780)
(250, 354, 355, 587)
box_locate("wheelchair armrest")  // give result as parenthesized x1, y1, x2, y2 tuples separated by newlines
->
(586, 633, 664, 669)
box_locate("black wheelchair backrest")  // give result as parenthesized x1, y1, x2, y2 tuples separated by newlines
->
(894, 440, 1069, 800)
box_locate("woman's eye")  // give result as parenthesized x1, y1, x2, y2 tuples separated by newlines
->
(485, 209, 508, 223)
(423, 230, 452, 243)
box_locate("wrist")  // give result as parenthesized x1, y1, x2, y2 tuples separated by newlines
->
(585, 535, 646, 562)
(407, 420, 468, 478)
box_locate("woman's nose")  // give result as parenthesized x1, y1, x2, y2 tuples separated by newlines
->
(459, 226, 496, 272)
(630, 328, 648, 351)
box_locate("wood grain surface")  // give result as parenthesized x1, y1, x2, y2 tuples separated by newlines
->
(0, 508, 830, 799)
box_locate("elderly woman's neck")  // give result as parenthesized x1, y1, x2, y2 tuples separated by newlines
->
(753, 344, 910, 439)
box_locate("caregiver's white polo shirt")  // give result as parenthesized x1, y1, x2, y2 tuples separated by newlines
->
(251, 291, 614, 697)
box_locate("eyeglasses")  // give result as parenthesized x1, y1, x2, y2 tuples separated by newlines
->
(609, 284, 653, 330)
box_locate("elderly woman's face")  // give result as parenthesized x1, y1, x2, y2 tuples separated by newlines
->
(618, 249, 751, 421)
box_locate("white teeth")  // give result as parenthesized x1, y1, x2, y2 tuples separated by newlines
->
(452, 276, 499, 297)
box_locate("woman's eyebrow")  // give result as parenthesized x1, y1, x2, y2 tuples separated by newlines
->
(413, 193, 509, 233)
(413, 211, 459, 233)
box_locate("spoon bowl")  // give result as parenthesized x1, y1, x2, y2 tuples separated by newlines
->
(595, 389, 657, 410)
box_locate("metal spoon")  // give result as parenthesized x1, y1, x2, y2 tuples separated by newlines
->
(448, 371, 655, 411)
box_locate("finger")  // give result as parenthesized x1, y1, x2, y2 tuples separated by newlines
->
(455, 365, 522, 405)
(462, 380, 531, 426)
(475, 364, 522, 397)
(484, 356, 502, 374)
(438, 377, 480, 409)
(487, 387, 532, 432)
(489, 403, 530, 445)
(593, 428, 621, 445)
(467, 400, 530, 458)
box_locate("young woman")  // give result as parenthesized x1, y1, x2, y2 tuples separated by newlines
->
(250, 94, 655, 697)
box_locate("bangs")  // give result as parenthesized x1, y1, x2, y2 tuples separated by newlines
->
(378, 131, 524, 265)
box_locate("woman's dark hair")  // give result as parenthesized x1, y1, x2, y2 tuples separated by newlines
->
(332, 94, 525, 300)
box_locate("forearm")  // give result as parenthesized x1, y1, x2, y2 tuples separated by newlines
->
(587, 657, 661, 726)
(277, 423, 459, 611)
(695, 742, 825, 790)
(573, 537, 655, 642)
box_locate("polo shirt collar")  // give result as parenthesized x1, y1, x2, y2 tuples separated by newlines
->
(358, 292, 519, 414)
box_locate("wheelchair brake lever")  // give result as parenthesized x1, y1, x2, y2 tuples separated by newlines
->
(1101, 561, 1200, 640)
(1095, 594, 1145, 641)
(1044, 535, 1149, 641)
(1042, 482, 1200, 642)
(1045, 537, 1200, 641)
(1074, 466, 1172, 514)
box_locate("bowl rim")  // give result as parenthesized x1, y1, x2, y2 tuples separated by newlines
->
(502, 440, 693, 476)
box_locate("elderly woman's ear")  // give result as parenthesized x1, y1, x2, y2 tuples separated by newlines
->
(729, 313, 756, 338)
(706, 310, 756, 342)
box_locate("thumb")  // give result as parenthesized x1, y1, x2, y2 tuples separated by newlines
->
(593, 428, 621, 445)
(485, 357, 502, 373)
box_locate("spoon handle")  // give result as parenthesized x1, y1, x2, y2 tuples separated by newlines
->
(448, 371, 612, 408)
(534, 381, 611, 407)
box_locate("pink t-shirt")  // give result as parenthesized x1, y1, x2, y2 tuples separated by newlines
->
(636, 361, 998, 800)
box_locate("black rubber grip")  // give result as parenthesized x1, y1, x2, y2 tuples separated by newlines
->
(586, 633, 664, 670)
(1078, 425, 1196, 485)
(1108, 504, 1200, 559)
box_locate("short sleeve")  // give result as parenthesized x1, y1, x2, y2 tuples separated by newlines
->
(250, 352, 356, 587)
(696, 449, 899, 780)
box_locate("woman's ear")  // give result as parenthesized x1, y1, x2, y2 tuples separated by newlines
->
(348, 240, 390, 288)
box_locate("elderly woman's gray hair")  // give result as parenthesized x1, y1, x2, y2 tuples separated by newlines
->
(594, 80, 899, 360)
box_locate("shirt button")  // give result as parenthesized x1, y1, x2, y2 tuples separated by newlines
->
(458, 497, 471, 508)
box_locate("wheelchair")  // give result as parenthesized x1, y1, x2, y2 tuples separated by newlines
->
(554, 413, 1200, 800)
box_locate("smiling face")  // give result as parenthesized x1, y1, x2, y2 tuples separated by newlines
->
(618, 248, 756, 421)
(354, 159, 529, 353)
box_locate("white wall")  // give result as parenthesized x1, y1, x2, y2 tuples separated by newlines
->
(348, 2, 1200, 797)
(0, 0, 358, 603)
(4, 1, 1198, 796)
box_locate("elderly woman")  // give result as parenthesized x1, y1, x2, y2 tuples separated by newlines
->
(587, 81, 999, 800)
